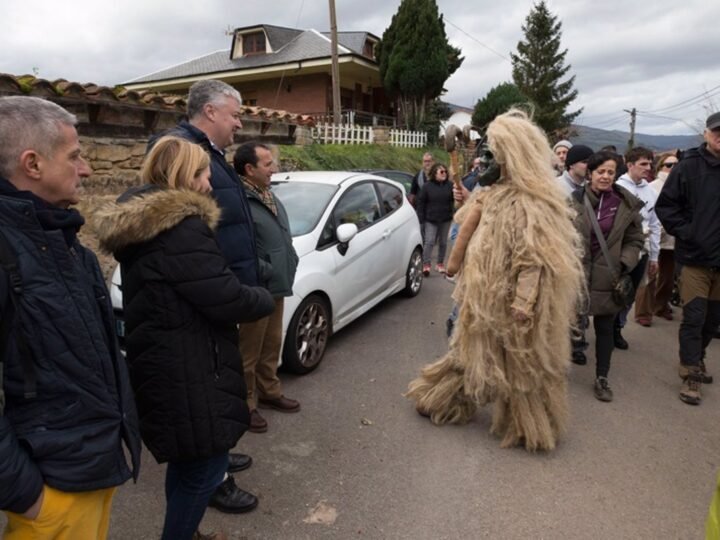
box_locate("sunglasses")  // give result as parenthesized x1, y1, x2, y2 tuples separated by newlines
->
(663, 162, 677, 169)
(438, 170, 448, 174)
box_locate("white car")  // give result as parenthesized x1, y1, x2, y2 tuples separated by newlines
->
(110, 171, 424, 373)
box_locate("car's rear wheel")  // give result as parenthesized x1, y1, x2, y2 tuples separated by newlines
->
(402, 247, 423, 297)
(282, 294, 330, 374)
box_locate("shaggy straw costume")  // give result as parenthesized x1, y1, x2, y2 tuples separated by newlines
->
(406, 110, 585, 451)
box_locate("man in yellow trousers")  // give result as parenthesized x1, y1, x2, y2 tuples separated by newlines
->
(0, 96, 140, 539)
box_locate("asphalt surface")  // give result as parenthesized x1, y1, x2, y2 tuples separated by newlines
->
(4, 273, 719, 538)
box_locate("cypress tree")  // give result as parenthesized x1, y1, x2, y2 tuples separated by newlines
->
(377, 0, 463, 131)
(510, 1, 581, 136)
(472, 82, 529, 130)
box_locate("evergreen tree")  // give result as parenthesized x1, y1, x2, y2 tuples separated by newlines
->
(377, 0, 463, 131)
(510, 1, 581, 136)
(472, 82, 529, 130)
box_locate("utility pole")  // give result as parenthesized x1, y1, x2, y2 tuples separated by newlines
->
(624, 107, 637, 152)
(329, 0, 342, 126)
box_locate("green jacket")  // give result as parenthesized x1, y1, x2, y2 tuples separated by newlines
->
(571, 185, 644, 316)
(246, 189, 298, 297)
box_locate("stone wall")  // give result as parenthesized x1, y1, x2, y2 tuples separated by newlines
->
(80, 137, 148, 195)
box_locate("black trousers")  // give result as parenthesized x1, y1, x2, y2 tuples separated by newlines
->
(678, 265, 720, 367)
(615, 254, 649, 328)
(571, 314, 615, 378)
(593, 315, 615, 378)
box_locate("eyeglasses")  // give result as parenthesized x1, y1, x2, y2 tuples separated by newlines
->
(438, 170, 448, 174)
(663, 162, 677, 169)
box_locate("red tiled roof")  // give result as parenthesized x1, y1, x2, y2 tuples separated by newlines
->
(0, 73, 315, 127)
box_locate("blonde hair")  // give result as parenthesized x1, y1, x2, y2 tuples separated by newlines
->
(141, 136, 210, 189)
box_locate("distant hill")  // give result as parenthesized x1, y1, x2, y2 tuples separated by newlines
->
(570, 125, 702, 152)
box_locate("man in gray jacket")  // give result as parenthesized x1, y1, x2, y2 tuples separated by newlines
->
(234, 142, 299, 433)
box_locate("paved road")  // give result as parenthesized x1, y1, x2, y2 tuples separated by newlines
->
(106, 273, 719, 539)
(6, 274, 717, 538)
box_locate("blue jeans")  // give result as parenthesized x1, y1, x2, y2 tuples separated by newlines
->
(161, 453, 229, 540)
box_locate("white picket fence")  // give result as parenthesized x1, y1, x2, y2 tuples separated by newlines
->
(310, 122, 428, 148)
(389, 128, 427, 148)
(311, 123, 374, 145)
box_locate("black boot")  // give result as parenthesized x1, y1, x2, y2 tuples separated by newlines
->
(208, 476, 258, 514)
(571, 351, 587, 365)
(614, 326, 628, 350)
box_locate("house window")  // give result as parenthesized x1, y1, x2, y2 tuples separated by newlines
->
(243, 32, 266, 55)
(362, 40, 374, 59)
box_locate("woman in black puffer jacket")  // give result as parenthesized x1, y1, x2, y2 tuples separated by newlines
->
(92, 137, 274, 540)
(417, 162, 454, 275)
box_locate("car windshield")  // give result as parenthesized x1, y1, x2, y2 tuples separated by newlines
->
(271, 181, 338, 236)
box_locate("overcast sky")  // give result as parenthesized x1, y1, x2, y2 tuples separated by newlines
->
(2, 0, 718, 135)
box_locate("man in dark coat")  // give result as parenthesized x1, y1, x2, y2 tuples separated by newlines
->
(0, 96, 140, 539)
(408, 152, 434, 206)
(157, 80, 261, 512)
(234, 142, 300, 433)
(656, 112, 720, 406)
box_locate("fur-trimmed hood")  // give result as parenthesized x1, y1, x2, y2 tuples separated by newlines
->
(90, 185, 221, 254)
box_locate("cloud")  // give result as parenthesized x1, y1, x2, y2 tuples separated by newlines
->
(1, 0, 718, 135)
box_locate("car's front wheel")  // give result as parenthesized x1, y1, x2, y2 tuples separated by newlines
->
(401, 247, 423, 297)
(282, 294, 331, 374)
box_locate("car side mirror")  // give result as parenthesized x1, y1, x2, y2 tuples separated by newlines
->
(336, 223, 358, 255)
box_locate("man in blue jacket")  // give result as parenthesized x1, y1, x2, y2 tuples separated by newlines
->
(157, 79, 263, 514)
(0, 96, 141, 539)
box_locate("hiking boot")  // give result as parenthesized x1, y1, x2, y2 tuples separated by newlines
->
(613, 327, 629, 350)
(680, 361, 714, 385)
(593, 377, 614, 402)
(422, 263, 431, 276)
(678, 365, 702, 405)
(571, 351, 587, 366)
(699, 360, 713, 384)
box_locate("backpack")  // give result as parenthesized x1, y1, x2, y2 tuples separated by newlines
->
(0, 230, 36, 415)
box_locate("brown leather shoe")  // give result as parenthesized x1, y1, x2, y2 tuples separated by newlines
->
(248, 409, 268, 433)
(258, 395, 300, 413)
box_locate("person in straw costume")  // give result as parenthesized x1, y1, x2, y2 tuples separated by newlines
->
(406, 109, 586, 451)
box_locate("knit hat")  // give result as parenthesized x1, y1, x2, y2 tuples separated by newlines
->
(553, 140, 573, 152)
(565, 144, 594, 167)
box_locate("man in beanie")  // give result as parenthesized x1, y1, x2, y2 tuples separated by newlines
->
(656, 111, 720, 405)
(553, 140, 573, 174)
(556, 144, 593, 197)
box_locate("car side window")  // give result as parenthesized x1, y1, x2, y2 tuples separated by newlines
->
(376, 182, 404, 216)
(332, 183, 381, 231)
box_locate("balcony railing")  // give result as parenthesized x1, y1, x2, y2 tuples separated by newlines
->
(307, 109, 397, 127)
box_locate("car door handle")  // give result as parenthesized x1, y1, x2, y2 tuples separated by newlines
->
(382, 229, 391, 239)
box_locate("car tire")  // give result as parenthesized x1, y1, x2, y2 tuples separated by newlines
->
(401, 247, 423, 297)
(282, 294, 331, 374)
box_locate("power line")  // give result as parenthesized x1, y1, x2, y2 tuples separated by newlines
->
(443, 17, 511, 63)
(583, 113, 629, 129)
(636, 111, 702, 134)
(639, 84, 720, 114)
